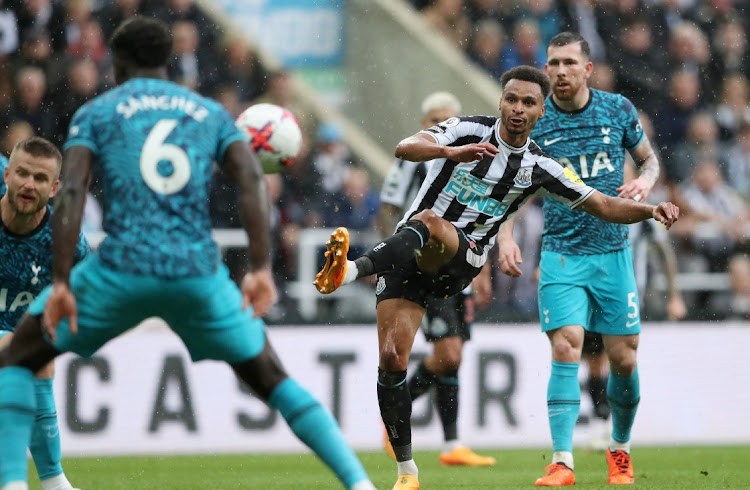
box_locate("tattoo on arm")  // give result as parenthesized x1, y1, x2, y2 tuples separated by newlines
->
(631, 137, 660, 187)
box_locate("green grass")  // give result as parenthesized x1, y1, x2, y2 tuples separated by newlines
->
(29, 446, 750, 489)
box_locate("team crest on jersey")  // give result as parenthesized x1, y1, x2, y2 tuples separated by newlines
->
(376, 276, 386, 295)
(514, 168, 532, 188)
(30, 262, 41, 285)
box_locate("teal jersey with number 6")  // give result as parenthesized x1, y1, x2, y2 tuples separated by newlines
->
(64, 78, 245, 278)
(531, 88, 644, 255)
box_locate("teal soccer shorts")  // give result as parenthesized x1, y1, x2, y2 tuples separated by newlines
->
(29, 255, 267, 363)
(537, 248, 641, 336)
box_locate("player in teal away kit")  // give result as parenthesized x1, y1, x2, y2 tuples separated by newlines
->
(0, 18, 374, 490)
(1, 139, 89, 490)
(498, 32, 663, 486)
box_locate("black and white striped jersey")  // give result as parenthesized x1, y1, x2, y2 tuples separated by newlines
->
(400, 115, 596, 253)
(379, 157, 432, 212)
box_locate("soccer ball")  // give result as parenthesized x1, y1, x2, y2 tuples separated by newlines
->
(235, 103, 302, 174)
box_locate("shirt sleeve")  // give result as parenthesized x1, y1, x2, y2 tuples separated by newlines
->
(419, 116, 488, 147)
(620, 96, 645, 150)
(63, 103, 99, 153)
(215, 108, 247, 165)
(536, 157, 596, 209)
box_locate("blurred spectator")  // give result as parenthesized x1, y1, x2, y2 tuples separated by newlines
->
(0, 120, 34, 157)
(646, 0, 693, 49)
(421, 0, 471, 50)
(64, 0, 93, 47)
(595, 0, 646, 54)
(464, 0, 517, 30)
(0, 4, 18, 55)
(708, 17, 750, 85)
(324, 166, 379, 231)
(723, 122, 750, 200)
(518, 0, 561, 46)
(6, 65, 57, 142)
(588, 61, 615, 92)
(677, 158, 749, 272)
(312, 121, 351, 195)
(653, 69, 703, 155)
(611, 16, 666, 115)
(14, 0, 67, 53)
(12, 29, 65, 91)
(714, 73, 750, 141)
(666, 111, 726, 186)
(167, 20, 220, 96)
(252, 70, 314, 139)
(147, 0, 217, 51)
(96, 0, 141, 42)
(557, 0, 607, 61)
(468, 18, 505, 80)
(218, 35, 268, 104)
(667, 21, 713, 100)
(66, 19, 113, 87)
(500, 18, 545, 71)
(52, 57, 100, 144)
(213, 83, 243, 119)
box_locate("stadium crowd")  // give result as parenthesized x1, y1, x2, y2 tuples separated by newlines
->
(0, 0, 749, 323)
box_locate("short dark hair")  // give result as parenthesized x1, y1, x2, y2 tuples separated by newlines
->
(548, 31, 590, 60)
(14, 136, 62, 165)
(500, 65, 551, 99)
(110, 16, 172, 68)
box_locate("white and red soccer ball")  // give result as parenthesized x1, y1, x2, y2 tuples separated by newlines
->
(235, 103, 302, 174)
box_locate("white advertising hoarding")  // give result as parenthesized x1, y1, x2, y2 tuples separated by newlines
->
(53, 322, 750, 456)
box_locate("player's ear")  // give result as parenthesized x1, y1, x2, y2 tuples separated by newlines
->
(48, 179, 60, 198)
(585, 61, 594, 79)
(539, 102, 545, 118)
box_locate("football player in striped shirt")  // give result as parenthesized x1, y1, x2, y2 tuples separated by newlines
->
(378, 91, 496, 467)
(497, 32, 671, 486)
(315, 64, 679, 490)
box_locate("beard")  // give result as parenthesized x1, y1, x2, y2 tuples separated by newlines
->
(7, 187, 46, 216)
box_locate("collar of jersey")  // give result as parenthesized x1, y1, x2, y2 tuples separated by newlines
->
(549, 88, 594, 115)
(0, 205, 50, 238)
(494, 120, 530, 153)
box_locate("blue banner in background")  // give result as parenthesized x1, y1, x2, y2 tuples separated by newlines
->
(214, 0, 345, 68)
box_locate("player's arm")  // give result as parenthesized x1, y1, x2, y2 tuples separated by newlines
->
(222, 140, 277, 316)
(52, 146, 93, 284)
(577, 191, 678, 229)
(618, 132, 660, 201)
(222, 140, 271, 272)
(496, 216, 523, 277)
(395, 133, 498, 163)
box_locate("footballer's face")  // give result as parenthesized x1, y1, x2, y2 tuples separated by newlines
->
(420, 107, 457, 130)
(545, 42, 593, 101)
(498, 79, 545, 145)
(4, 150, 59, 216)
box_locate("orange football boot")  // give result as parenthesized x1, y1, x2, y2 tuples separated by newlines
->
(439, 446, 496, 466)
(606, 449, 635, 484)
(535, 463, 575, 486)
(314, 227, 350, 294)
(392, 474, 419, 490)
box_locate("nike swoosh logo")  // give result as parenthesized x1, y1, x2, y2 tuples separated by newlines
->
(548, 408, 571, 417)
(626, 319, 639, 328)
(543, 136, 563, 145)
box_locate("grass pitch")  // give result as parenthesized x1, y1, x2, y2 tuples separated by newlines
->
(30, 445, 750, 489)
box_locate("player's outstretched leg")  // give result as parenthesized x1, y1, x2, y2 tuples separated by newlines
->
(535, 361, 579, 487)
(605, 366, 639, 484)
(232, 343, 375, 490)
(30, 377, 79, 490)
(315, 220, 431, 294)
